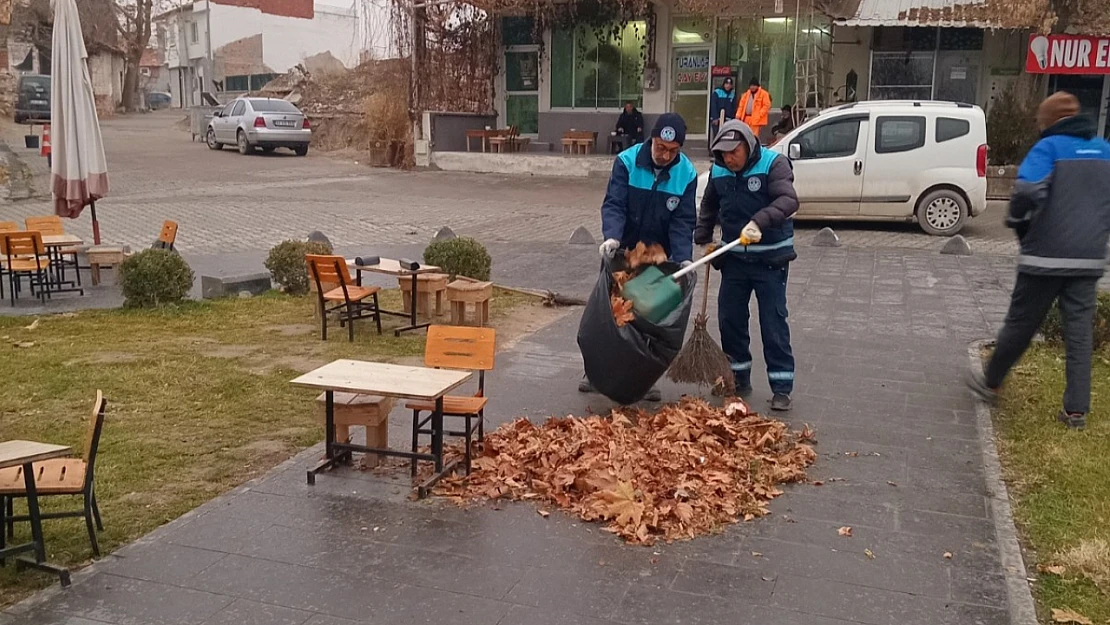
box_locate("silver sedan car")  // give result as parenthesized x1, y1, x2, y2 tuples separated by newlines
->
(206, 97, 312, 156)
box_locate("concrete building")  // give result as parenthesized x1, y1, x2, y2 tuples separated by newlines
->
(156, 0, 363, 107)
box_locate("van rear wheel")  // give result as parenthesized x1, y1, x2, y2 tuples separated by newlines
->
(917, 189, 969, 236)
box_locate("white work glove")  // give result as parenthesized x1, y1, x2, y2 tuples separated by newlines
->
(599, 238, 620, 259)
(680, 260, 693, 268)
(740, 221, 762, 245)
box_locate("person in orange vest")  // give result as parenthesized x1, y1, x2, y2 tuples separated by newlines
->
(737, 77, 772, 142)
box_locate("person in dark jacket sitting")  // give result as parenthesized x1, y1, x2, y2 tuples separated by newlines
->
(615, 101, 645, 151)
(580, 112, 699, 402)
(968, 92, 1110, 430)
(709, 77, 738, 140)
(695, 119, 799, 412)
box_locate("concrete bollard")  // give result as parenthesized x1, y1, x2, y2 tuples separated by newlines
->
(812, 227, 841, 247)
(940, 234, 973, 256)
(568, 226, 596, 245)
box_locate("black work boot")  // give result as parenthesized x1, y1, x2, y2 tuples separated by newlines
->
(966, 371, 999, 406)
(1057, 411, 1087, 430)
(578, 377, 594, 394)
(770, 393, 792, 412)
(644, 387, 662, 402)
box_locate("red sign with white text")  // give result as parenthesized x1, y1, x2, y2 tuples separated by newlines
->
(1027, 34, 1110, 74)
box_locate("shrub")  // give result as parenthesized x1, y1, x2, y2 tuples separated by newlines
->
(265, 239, 333, 295)
(1041, 291, 1110, 351)
(987, 81, 1040, 166)
(119, 249, 195, 308)
(423, 237, 492, 281)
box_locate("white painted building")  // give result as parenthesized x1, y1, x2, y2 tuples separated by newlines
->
(157, 0, 369, 107)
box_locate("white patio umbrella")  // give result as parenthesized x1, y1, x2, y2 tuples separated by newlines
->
(51, 0, 109, 244)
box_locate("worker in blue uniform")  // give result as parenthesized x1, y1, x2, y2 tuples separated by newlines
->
(580, 112, 699, 402)
(695, 119, 799, 411)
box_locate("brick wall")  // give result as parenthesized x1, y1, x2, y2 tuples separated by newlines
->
(212, 0, 312, 19)
(215, 33, 265, 78)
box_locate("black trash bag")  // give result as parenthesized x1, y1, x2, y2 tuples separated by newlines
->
(577, 255, 697, 405)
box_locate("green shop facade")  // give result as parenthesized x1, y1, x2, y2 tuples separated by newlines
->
(496, 2, 833, 149)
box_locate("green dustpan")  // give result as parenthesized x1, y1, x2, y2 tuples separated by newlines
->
(620, 236, 746, 324)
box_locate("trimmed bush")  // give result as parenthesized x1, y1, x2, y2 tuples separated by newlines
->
(1041, 291, 1110, 351)
(987, 81, 1040, 166)
(265, 240, 333, 295)
(119, 249, 195, 308)
(424, 237, 491, 281)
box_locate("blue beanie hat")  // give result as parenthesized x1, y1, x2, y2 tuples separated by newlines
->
(651, 113, 687, 146)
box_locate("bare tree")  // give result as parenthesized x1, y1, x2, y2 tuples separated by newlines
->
(116, 0, 153, 112)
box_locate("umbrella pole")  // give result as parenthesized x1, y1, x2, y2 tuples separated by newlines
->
(90, 201, 101, 245)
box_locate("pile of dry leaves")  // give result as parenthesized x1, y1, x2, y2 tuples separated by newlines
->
(610, 242, 668, 327)
(435, 397, 816, 545)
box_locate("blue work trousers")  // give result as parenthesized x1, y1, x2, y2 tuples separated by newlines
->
(718, 259, 795, 394)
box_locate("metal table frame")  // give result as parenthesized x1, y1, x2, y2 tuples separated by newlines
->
(0, 442, 72, 587)
(42, 235, 85, 298)
(354, 260, 442, 337)
(293, 361, 471, 498)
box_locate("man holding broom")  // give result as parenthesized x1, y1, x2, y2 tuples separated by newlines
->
(694, 119, 799, 411)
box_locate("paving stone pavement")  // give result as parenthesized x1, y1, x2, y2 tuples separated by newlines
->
(0, 113, 1018, 257)
(6, 246, 1032, 625)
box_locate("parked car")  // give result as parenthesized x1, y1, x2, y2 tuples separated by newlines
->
(14, 74, 51, 123)
(696, 100, 988, 236)
(147, 91, 172, 110)
(205, 97, 311, 156)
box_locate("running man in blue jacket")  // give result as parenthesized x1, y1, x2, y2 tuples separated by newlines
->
(969, 92, 1110, 429)
(581, 112, 699, 401)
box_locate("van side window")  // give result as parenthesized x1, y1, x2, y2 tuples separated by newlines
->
(876, 116, 926, 154)
(936, 117, 971, 143)
(792, 119, 861, 159)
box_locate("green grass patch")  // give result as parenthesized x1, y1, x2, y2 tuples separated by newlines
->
(0, 288, 532, 606)
(994, 344, 1110, 623)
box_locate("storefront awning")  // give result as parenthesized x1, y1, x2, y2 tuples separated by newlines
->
(837, 0, 1004, 28)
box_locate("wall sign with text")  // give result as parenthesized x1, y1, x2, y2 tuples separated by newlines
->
(1027, 34, 1110, 74)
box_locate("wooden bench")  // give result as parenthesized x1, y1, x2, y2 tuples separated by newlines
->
(446, 280, 492, 327)
(561, 131, 597, 155)
(314, 392, 393, 468)
(397, 272, 449, 318)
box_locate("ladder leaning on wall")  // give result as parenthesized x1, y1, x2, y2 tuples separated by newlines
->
(792, 0, 833, 125)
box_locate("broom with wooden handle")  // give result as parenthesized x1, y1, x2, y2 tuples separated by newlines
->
(666, 252, 735, 396)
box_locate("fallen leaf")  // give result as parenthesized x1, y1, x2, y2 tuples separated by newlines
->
(1040, 564, 1066, 576)
(24, 319, 39, 330)
(838, 526, 853, 537)
(13, 342, 34, 348)
(1052, 608, 1093, 625)
(751, 551, 763, 558)
(887, 481, 898, 487)
(944, 552, 953, 559)
(610, 295, 635, 327)
(538, 510, 550, 518)
(864, 549, 875, 559)
(625, 242, 667, 269)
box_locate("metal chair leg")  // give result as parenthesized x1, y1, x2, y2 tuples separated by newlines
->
(5, 496, 12, 537)
(84, 497, 100, 557)
(410, 409, 420, 478)
(346, 303, 356, 342)
(91, 491, 103, 531)
(0, 496, 6, 563)
(373, 292, 382, 335)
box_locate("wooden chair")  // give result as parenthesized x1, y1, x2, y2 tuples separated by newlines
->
(488, 126, 518, 154)
(407, 325, 496, 475)
(561, 130, 597, 154)
(0, 222, 18, 233)
(0, 391, 107, 558)
(154, 220, 178, 251)
(0, 231, 52, 305)
(306, 254, 383, 342)
(25, 215, 81, 287)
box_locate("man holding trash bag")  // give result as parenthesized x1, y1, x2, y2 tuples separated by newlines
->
(579, 112, 699, 401)
(695, 118, 798, 411)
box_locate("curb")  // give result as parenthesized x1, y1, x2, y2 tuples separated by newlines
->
(968, 339, 1038, 625)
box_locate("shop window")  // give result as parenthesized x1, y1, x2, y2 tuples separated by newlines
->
(876, 116, 925, 154)
(550, 22, 645, 109)
(936, 117, 970, 143)
(870, 52, 934, 100)
(939, 28, 983, 51)
(792, 118, 861, 159)
(225, 75, 248, 91)
(502, 17, 537, 46)
(715, 17, 810, 109)
(672, 18, 712, 45)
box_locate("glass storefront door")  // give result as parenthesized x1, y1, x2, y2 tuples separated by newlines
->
(504, 49, 539, 134)
(672, 47, 711, 139)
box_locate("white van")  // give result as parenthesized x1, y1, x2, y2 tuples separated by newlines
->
(696, 100, 989, 236)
